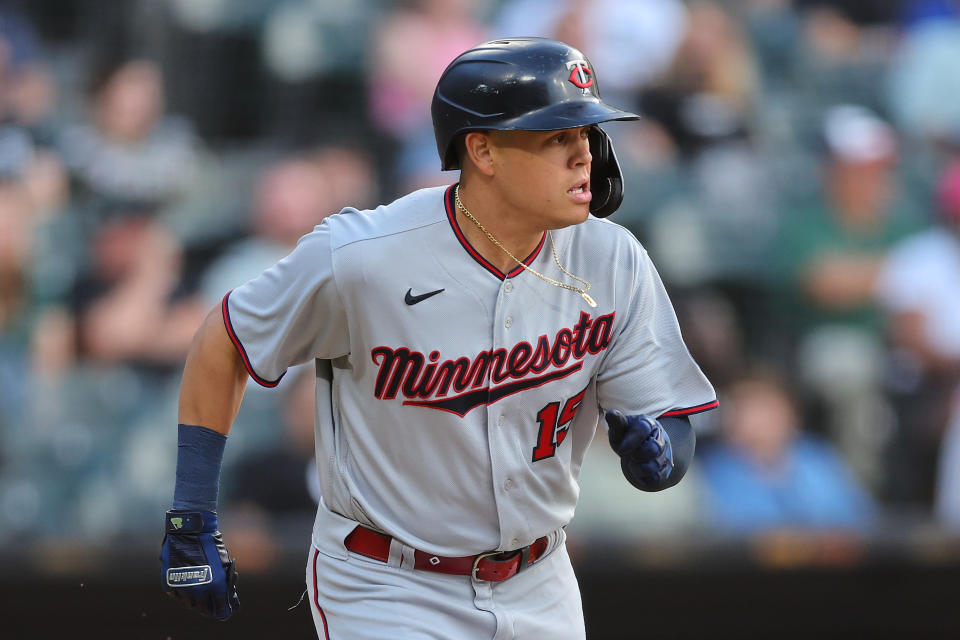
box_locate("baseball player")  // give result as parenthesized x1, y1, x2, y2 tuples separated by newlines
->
(160, 38, 717, 639)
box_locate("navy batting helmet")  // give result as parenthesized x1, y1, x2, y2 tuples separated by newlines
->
(431, 37, 640, 218)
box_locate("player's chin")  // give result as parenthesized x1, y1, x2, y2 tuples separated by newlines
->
(552, 206, 590, 228)
(545, 195, 591, 228)
(545, 207, 588, 230)
(567, 203, 591, 225)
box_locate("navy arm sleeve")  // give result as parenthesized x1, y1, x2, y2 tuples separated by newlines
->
(659, 415, 695, 490)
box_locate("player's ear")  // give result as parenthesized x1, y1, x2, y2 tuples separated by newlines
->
(463, 131, 495, 177)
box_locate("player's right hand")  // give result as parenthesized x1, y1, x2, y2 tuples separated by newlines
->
(160, 510, 240, 620)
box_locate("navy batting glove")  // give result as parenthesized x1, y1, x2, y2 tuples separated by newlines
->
(605, 410, 674, 491)
(160, 510, 240, 621)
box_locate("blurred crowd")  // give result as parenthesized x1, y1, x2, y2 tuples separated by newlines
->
(1, 0, 960, 555)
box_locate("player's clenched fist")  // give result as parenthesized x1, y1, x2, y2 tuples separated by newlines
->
(160, 510, 239, 620)
(605, 410, 674, 492)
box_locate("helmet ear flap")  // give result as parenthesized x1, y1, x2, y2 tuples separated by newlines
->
(588, 126, 625, 218)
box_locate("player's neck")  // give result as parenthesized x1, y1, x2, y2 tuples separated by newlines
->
(455, 183, 545, 275)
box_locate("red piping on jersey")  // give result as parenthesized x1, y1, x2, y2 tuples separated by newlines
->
(312, 549, 331, 639)
(221, 291, 284, 388)
(444, 183, 545, 280)
(659, 399, 719, 418)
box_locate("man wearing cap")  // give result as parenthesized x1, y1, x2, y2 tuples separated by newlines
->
(774, 104, 923, 493)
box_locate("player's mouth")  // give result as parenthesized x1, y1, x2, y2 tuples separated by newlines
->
(567, 180, 591, 205)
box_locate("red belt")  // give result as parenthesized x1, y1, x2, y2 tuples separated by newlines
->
(344, 525, 549, 582)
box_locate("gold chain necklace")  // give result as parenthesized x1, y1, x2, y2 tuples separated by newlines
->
(455, 185, 597, 307)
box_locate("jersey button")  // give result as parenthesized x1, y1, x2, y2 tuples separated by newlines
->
(510, 538, 520, 548)
(497, 416, 505, 427)
(504, 478, 513, 490)
(504, 281, 513, 293)
(504, 316, 513, 328)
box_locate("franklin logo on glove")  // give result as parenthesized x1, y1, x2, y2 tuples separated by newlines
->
(166, 566, 213, 586)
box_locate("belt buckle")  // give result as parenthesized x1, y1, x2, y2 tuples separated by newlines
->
(471, 551, 503, 581)
(471, 546, 531, 581)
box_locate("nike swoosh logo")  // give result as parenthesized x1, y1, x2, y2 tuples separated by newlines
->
(405, 288, 445, 305)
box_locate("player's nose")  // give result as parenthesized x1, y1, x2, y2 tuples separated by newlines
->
(571, 130, 592, 167)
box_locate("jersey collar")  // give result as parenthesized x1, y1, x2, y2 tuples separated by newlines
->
(444, 183, 546, 281)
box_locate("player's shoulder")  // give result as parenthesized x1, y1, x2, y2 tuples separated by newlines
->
(572, 215, 649, 257)
(321, 185, 450, 250)
(579, 215, 641, 237)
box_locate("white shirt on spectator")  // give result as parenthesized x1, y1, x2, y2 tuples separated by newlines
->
(875, 227, 960, 359)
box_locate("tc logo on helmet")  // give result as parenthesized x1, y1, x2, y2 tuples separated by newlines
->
(566, 60, 594, 93)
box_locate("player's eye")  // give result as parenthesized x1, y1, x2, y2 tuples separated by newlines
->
(551, 133, 566, 144)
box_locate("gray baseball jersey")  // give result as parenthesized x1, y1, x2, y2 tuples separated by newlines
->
(224, 184, 716, 557)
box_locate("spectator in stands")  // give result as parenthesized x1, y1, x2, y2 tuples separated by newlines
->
(199, 145, 375, 303)
(0, 5, 58, 144)
(876, 160, 960, 505)
(0, 6, 75, 489)
(791, 1, 897, 117)
(637, 0, 759, 162)
(0, 110, 72, 413)
(628, 1, 778, 291)
(369, 0, 486, 192)
(886, 1, 960, 144)
(69, 208, 205, 369)
(0, 181, 34, 425)
(775, 105, 921, 493)
(0, 6, 71, 322)
(59, 58, 200, 211)
(369, 0, 485, 141)
(698, 368, 875, 533)
(877, 159, 960, 391)
(777, 105, 919, 334)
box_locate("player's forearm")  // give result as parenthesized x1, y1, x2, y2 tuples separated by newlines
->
(178, 303, 249, 435)
(164, 305, 243, 619)
(658, 416, 695, 489)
